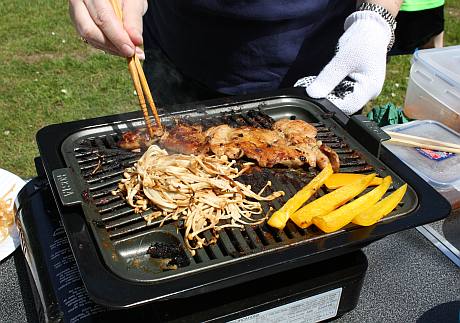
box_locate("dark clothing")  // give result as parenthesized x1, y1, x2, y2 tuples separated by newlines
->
(143, 1, 354, 96)
(143, 47, 225, 109)
(390, 5, 444, 55)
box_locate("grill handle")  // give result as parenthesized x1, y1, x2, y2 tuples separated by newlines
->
(52, 168, 83, 206)
(345, 114, 390, 158)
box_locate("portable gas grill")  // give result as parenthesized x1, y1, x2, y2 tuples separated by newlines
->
(16, 88, 451, 322)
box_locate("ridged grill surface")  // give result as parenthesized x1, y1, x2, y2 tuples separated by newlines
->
(71, 110, 401, 265)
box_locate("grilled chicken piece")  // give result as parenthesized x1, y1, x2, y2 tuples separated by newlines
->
(232, 126, 286, 146)
(205, 125, 243, 159)
(273, 119, 317, 143)
(314, 147, 331, 170)
(118, 118, 340, 171)
(234, 126, 300, 167)
(160, 124, 209, 155)
(320, 144, 340, 172)
(232, 127, 308, 167)
(117, 128, 161, 150)
(117, 123, 209, 155)
(207, 125, 315, 168)
(292, 142, 319, 168)
(272, 119, 321, 168)
(238, 141, 306, 168)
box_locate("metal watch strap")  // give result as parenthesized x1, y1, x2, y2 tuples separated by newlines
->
(357, 2, 397, 51)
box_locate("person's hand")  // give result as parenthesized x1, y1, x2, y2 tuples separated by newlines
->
(69, 0, 148, 59)
(303, 11, 392, 115)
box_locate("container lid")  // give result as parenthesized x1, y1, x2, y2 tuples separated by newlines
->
(413, 45, 460, 90)
(383, 120, 460, 192)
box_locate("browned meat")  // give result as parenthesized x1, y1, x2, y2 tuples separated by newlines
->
(292, 142, 319, 168)
(232, 126, 286, 146)
(207, 125, 314, 168)
(205, 125, 243, 159)
(117, 124, 207, 155)
(273, 119, 317, 143)
(117, 118, 340, 171)
(320, 144, 340, 172)
(314, 147, 331, 170)
(159, 124, 209, 155)
(117, 129, 158, 150)
(238, 141, 305, 168)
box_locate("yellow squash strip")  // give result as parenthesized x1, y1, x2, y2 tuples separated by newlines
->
(312, 176, 392, 233)
(290, 173, 376, 229)
(352, 184, 408, 226)
(325, 173, 383, 189)
(267, 164, 333, 230)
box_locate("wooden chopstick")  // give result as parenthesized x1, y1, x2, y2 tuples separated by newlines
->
(132, 55, 162, 131)
(387, 138, 460, 153)
(385, 131, 460, 150)
(385, 131, 460, 154)
(108, 0, 163, 136)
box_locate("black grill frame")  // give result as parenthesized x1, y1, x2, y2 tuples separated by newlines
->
(36, 89, 451, 308)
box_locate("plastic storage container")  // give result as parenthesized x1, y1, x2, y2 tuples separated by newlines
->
(383, 120, 460, 209)
(403, 46, 460, 132)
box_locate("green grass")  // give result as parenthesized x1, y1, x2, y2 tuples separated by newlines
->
(368, 0, 460, 111)
(0, 1, 459, 178)
(0, 1, 136, 177)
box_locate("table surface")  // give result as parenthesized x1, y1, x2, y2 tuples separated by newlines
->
(1, 222, 459, 323)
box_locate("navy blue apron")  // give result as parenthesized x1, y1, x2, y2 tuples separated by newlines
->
(143, 1, 355, 95)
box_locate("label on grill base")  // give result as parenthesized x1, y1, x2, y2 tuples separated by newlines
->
(52, 168, 82, 206)
(230, 287, 342, 323)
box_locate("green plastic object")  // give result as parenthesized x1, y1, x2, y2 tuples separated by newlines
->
(400, 0, 444, 12)
(367, 103, 412, 127)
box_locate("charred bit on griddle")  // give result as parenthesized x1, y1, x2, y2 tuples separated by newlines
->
(147, 242, 190, 270)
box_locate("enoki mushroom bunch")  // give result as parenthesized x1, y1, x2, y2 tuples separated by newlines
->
(113, 145, 284, 254)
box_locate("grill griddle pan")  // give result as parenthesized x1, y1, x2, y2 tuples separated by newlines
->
(36, 89, 451, 307)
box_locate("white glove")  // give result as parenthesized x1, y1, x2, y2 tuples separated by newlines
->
(300, 11, 392, 115)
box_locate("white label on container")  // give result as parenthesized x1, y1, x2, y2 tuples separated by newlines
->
(229, 287, 342, 323)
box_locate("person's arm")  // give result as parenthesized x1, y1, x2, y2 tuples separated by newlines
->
(357, 0, 403, 17)
(69, 0, 147, 58)
(298, 0, 404, 115)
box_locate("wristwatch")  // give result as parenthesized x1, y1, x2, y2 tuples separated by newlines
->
(358, 2, 397, 51)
